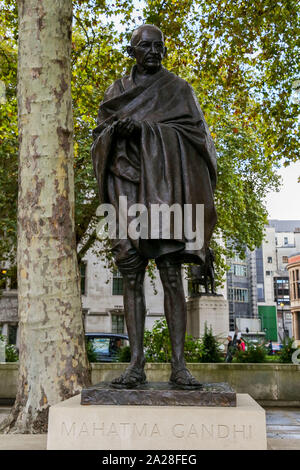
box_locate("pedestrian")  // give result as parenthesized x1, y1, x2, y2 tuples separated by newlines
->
(268, 340, 273, 356)
(240, 337, 246, 351)
(225, 335, 234, 363)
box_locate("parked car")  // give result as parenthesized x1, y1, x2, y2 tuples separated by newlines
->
(85, 333, 129, 362)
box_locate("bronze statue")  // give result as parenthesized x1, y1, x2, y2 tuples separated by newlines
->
(190, 248, 216, 296)
(92, 24, 217, 388)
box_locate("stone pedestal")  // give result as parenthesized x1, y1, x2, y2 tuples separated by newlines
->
(81, 382, 236, 407)
(187, 294, 229, 339)
(47, 393, 267, 450)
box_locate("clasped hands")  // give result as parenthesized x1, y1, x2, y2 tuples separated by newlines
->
(111, 117, 141, 138)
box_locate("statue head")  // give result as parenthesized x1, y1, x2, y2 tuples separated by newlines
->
(127, 24, 167, 74)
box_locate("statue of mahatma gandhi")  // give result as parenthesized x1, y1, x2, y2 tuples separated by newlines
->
(92, 24, 217, 389)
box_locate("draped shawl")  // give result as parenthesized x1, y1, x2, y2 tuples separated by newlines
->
(91, 66, 217, 264)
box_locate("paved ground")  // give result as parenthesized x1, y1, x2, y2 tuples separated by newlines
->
(1, 406, 300, 450)
(266, 408, 300, 450)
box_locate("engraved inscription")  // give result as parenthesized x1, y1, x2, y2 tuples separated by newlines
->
(171, 423, 252, 440)
(61, 421, 252, 440)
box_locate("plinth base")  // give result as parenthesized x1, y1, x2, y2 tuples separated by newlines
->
(81, 382, 236, 407)
(47, 393, 267, 450)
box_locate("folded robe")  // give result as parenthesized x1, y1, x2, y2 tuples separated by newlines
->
(91, 66, 217, 264)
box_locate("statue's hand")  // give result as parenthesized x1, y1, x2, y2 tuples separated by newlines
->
(114, 118, 141, 137)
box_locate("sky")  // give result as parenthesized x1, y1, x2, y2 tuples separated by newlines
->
(265, 161, 300, 221)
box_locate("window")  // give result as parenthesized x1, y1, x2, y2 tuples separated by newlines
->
(111, 314, 124, 334)
(282, 256, 288, 264)
(112, 269, 123, 295)
(230, 264, 247, 277)
(228, 288, 249, 303)
(267, 257, 272, 263)
(274, 277, 290, 305)
(284, 237, 288, 245)
(80, 263, 86, 295)
(257, 284, 265, 302)
(8, 325, 17, 345)
(266, 271, 271, 276)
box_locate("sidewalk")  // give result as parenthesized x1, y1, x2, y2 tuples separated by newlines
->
(1, 406, 300, 450)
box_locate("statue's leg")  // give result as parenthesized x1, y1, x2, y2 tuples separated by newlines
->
(204, 270, 209, 294)
(123, 269, 146, 370)
(211, 271, 216, 294)
(157, 260, 201, 388)
(110, 266, 148, 388)
(107, 174, 148, 388)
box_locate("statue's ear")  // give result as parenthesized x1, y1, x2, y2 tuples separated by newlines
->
(163, 46, 167, 58)
(127, 45, 135, 59)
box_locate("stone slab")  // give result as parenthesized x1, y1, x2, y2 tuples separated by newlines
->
(47, 394, 267, 450)
(0, 434, 47, 450)
(81, 382, 236, 407)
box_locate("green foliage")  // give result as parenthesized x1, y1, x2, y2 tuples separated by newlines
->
(0, 0, 299, 284)
(85, 339, 98, 363)
(279, 337, 298, 364)
(5, 342, 18, 362)
(200, 323, 223, 363)
(117, 345, 131, 363)
(234, 341, 267, 363)
(0, 334, 19, 362)
(0, 0, 18, 267)
(144, 319, 204, 363)
(144, 319, 173, 362)
(183, 335, 204, 363)
(265, 355, 281, 363)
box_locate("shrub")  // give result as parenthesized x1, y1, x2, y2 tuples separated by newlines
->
(200, 323, 223, 363)
(5, 343, 19, 362)
(117, 345, 131, 363)
(234, 341, 267, 363)
(144, 319, 172, 363)
(85, 339, 98, 363)
(0, 334, 19, 362)
(279, 337, 298, 363)
(143, 319, 204, 363)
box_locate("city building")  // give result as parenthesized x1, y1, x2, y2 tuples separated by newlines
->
(257, 220, 300, 341)
(227, 249, 257, 331)
(226, 220, 300, 342)
(81, 242, 174, 335)
(287, 253, 300, 346)
(3, 219, 300, 348)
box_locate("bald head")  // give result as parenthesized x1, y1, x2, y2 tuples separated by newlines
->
(127, 24, 167, 75)
(130, 24, 164, 46)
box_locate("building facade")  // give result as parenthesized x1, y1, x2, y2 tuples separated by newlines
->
(3, 219, 300, 348)
(226, 220, 300, 341)
(287, 253, 300, 345)
(80, 242, 177, 335)
(257, 220, 300, 340)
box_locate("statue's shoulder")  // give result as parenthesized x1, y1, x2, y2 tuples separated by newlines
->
(102, 78, 124, 102)
(163, 68, 193, 92)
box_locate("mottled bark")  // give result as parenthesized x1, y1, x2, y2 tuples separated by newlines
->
(0, 0, 90, 433)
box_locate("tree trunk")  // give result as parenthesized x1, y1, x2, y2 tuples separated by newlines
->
(1, 0, 90, 433)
